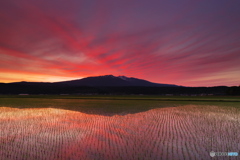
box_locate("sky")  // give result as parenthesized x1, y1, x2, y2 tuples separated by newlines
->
(0, 0, 240, 87)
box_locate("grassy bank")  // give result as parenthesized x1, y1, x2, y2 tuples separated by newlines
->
(0, 95, 239, 102)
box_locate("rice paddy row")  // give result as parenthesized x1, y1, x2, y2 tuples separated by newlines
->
(0, 104, 239, 160)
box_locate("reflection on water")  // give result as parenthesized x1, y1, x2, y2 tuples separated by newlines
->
(0, 105, 240, 160)
(0, 98, 179, 115)
(1, 98, 239, 116)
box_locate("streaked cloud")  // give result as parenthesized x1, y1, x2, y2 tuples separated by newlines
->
(0, 0, 239, 86)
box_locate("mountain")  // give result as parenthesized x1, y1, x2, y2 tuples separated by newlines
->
(55, 75, 180, 87)
(0, 75, 230, 95)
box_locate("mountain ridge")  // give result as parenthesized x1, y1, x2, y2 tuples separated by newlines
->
(0, 75, 231, 95)
(54, 75, 181, 87)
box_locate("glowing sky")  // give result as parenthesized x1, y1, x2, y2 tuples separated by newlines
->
(0, 0, 240, 86)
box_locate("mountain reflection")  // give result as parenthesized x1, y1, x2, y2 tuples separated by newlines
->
(0, 105, 239, 160)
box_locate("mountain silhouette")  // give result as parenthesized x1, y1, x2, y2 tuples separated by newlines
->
(55, 75, 180, 87)
(0, 75, 229, 95)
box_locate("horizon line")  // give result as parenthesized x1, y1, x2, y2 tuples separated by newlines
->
(0, 74, 235, 87)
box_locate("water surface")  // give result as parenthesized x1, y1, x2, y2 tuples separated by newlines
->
(0, 98, 239, 159)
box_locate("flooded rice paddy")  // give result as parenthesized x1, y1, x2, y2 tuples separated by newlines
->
(0, 98, 239, 160)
